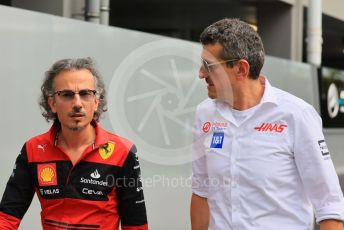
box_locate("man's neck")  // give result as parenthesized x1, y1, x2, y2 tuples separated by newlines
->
(232, 76, 265, 111)
(59, 124, 96, 150)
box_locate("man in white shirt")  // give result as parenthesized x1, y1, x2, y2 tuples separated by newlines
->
(190, 18, 344, 230)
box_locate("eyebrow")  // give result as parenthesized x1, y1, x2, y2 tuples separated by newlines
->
(55, 88, 93, 91)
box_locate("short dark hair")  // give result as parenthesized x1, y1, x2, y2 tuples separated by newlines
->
(200, 18, 265, 79)
(39, 57, 107, 123)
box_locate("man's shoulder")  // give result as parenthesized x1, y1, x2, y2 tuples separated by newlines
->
(97, 127, 135, 151)
(273, 86, 314, 112)
(23, 130, 54, 160)
(194, 98, 218, 121)
(97, 128, 137, 166)
(196, 98, 216, 112)
(102, 129, 134, 144)
(26, 130, 51, 146)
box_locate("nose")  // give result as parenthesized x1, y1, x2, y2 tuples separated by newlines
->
(199, 65, 208, 79)
(72, 93, 83, 108)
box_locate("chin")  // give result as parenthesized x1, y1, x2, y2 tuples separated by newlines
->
(69, 126, 82, 132)
(66, 121, 87, 132)
(66, 123, 82, 132)
(208, 93, 217, 99)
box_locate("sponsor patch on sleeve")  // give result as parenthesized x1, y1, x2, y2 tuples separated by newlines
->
(318, 140, 330, 159)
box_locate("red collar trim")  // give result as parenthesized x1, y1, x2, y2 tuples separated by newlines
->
(93, 121, 111, 148)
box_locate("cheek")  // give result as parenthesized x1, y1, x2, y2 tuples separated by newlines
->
(85, 103, 98, 115)
(54, 104, 69, 115)
(211, 74, 231, 90)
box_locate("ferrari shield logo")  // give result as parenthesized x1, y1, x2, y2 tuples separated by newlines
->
(99, 142, 115, 160)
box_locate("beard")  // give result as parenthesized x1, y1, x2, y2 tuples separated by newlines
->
(65, 106, 88, 131)
(68, 125, 82, 132)
(67, 120, 88, 132)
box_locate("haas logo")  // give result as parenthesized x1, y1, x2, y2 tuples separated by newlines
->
(254, 123, 288, 133)
(202, 122, 211, 133)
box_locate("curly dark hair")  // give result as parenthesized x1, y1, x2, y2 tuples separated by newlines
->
(39, 57, 107, 123)
(200, 18, 265, 79)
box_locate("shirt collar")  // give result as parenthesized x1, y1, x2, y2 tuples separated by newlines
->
(259, 77, 279, 106)
(93, 121, 112, 148)
(214, 77, 278, 126)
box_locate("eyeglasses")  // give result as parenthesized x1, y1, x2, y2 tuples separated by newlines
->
(52, 89, 97, 102)
(201, 57, 239, 73)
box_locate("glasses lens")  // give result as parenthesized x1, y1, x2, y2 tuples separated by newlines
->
(55, 89, 96, 101)
(202, 59, 210, 73)
(59, 90, 75, 100)
(79, 90, 95, 101)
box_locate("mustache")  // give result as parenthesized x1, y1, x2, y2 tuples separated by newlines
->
(68, 107, 86, 116)
(206, 78, 214, 85)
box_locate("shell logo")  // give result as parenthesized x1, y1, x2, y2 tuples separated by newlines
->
(40, 167, 54, 182)
(37, 163, 57, 186)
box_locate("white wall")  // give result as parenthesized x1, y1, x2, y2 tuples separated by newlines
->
(281, 0, 344, 21)
(0, 5, 204, 229)
(316, 0, 344, 21)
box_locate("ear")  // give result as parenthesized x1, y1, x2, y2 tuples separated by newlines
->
(94, 97, 99, 112)
(235, 59, 250, 80)
(48, 97, 57, 113)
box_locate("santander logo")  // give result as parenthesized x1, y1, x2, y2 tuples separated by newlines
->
(254, 123, 288, 133)
(91, 169, 101, 179)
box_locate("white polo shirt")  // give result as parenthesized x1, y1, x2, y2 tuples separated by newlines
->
(192, 78, 344, 230)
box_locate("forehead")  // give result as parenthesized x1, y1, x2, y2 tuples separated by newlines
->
(53, 69, 96, 90)
(201, 43, 223, 61)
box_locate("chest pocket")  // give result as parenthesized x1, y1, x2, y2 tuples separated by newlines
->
(250, 126, 292, 158)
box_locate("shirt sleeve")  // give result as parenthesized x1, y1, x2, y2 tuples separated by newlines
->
(191, 110, 209, 198)
(117, 145, 148, 230)
(0, 144, 35, 229)
(293, 106, 344, 223)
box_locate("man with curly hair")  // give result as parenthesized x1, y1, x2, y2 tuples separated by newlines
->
(0, 58, 148, 230)
(191, 18, 344, 230)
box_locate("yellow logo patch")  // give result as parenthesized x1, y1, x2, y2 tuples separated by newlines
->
(41, 167, 54, 182)
(37, 163, 57, 186)
(99, 142, 115, 160)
